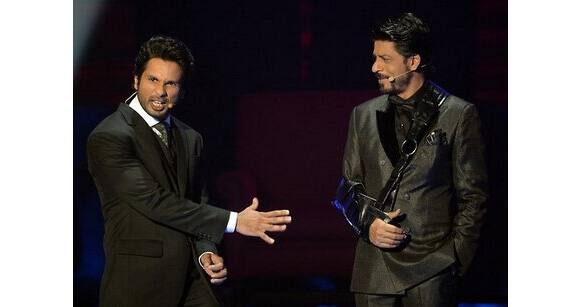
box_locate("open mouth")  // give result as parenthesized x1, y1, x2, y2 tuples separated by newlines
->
(150, 99, 168, 111)
(375, 73, 388, 80)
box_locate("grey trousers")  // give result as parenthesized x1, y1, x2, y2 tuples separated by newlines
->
(354, 266, 458, 307)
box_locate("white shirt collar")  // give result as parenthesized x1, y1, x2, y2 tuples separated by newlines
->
(128, 93, 172, 127)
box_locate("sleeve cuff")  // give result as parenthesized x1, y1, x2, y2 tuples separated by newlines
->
(225, 211, 238, 233)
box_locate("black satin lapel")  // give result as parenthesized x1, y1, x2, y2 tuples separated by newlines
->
(133, 114, 179, 191)
(376, 106, 400, 166)
(172, 125, 188, 198)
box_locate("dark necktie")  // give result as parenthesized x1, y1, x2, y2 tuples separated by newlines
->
(153, 122, 170, 148)
(153, 121, 177, 169)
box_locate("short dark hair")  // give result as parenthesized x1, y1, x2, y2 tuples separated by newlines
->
(134, 36, 195, 83)
(372, 13, 432, 69)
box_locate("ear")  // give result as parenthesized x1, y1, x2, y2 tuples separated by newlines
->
(133, 75, 139, 91)
(408, 54, 422, 71)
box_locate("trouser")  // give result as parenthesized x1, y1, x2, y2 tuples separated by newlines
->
(354, 266, 458, 307)
(180, 256, 221, 307)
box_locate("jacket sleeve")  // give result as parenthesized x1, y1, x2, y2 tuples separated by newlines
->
(87, 130, 229, 244)
(339, 108, 376, 237)
(191, 167, 219, 253)
(194, 240, 218, 255)
(451, 104, 489, 275)
(343, 108, 364, 185)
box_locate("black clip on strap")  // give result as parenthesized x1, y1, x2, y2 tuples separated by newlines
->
(377, 82, 448, 213)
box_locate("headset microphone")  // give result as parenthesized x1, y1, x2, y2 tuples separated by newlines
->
(387, 64, 428, 82)
(387, 70, 413, 83)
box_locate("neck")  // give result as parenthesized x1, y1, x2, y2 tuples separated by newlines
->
(397, 73, 425, 100)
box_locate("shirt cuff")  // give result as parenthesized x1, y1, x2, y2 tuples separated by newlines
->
(198, 251, 214, 268)
(225, 211, 238, 233)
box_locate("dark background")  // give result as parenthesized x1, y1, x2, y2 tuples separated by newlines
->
(74, 0, 507, 306)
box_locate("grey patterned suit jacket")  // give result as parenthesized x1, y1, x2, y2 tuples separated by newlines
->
(342, 83, 488, 294)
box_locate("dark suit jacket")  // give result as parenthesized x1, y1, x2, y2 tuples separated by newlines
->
(87, 101, 230, 306)
(342, 85, 488, 294)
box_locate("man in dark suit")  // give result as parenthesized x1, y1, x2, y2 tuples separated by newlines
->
(87, 36, 292, 307)
(336, 13, 488, 306)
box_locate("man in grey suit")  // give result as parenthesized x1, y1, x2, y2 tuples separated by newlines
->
(336, 13, 488, 306)
(87, 36, 292, 306)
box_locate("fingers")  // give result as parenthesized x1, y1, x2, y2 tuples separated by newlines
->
(210, 274, 227, 285)
(387, 208, 401, 220)
(266, 215, 292, 224)
(378, 223, 406, 237)
(236, 198, 291, 244)
(373, 235, 404, 246)
(205, 266, 227, 278)
(371, 229, 405, 245)
(260, 233, 275, 244)
(376, 231, 406, 244)
(203, 255, 228, 284)
(208, 267, 228, 284)
(250, 197, 259, 210)
(199, 253, 212, 267)
(370, 230, 405, 248)
(209, 253, 223, 265)
(202, 253, 224, 273)
(254, 222, 286, 243)
(206, 262, 224, 272)
(267, 224, 287, 232)
(371, 240, 401, 249)
(211, 277, 227, 285)
(369, 218, 407, 249)
(264, 209, 291, 217)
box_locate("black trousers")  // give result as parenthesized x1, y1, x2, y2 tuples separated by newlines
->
(179, 257, 221, 307)
(354, 266, 458, 307)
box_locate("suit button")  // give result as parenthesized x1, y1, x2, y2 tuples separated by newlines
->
(403, 193, 410, 200)
(380, 160, 386, 166)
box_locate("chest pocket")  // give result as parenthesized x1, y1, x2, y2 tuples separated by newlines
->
(408, 129, 452, 183)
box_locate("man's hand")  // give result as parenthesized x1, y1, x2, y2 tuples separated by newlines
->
(369, 209, 407, 249)
(236, 197, 292, 244)
(200, 253, 227, 285)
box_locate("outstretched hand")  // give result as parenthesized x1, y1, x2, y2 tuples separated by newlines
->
(236, 197, 292, 244)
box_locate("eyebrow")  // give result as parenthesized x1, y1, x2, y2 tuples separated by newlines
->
(146, 74, 180, 84)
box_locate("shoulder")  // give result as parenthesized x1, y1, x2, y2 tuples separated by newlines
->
(436, 94, 483, 136)
(86, 105, 137, 150)
(173, 117, 203, 142)
(354, 94, 387, 113)
(88, 108, 129, 139)
(422, 81, 473, 115)
(439, 94, 479, 121)
(350, 94, 388, 120)
(442, 95, 473, 111)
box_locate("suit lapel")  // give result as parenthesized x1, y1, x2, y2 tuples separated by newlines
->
(172, 122, 188, 198)
(376, 102, 400, 167)
(118, 104, 180, 193)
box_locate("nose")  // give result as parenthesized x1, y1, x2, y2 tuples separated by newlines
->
(371, 58, 380, 74)
(154, 82, 168, 97)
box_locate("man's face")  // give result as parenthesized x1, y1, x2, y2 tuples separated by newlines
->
(134, 58, 184, 121)
(371, 40, 414, 95)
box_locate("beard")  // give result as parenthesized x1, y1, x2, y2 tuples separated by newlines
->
(137, 92, 176, 121)
(377, 72, 413, 95)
